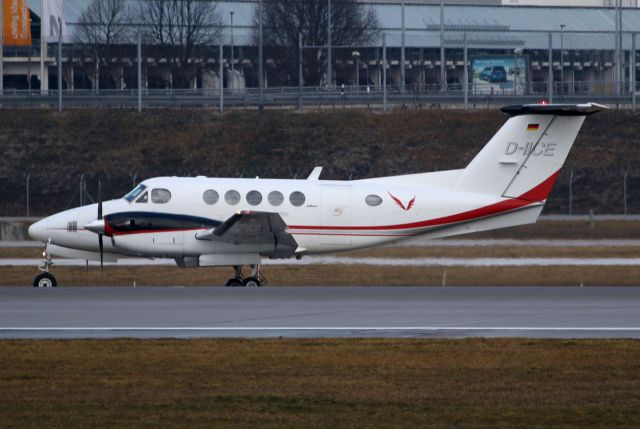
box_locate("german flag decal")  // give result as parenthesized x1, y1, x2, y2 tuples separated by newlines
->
(527, 124, 540, 131)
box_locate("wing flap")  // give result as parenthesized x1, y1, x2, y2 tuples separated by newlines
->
(196, 211, 298, 258)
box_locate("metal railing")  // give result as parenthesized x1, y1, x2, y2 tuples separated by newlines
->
(1, 81, 638, 110)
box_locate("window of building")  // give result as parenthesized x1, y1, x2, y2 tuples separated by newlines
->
(225, 190, 241, 205)
(151, 188, 171, 204)
(289, 191, 305, 207)
(203, 189, 219, 205)
(365, 194, 383, 206)
(268, 191, 284, 206)
(246, 190, 262, 206)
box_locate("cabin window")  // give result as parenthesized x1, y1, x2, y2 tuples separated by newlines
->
(246, 190, 262, 206)
(289, 191, 305, 207)
(203, 189, 219, 205)
(151, 188, 171, 204)
(268, 191, 284, 206)
(365, 194, 383, 207)
(124, 184, 146, 202)
(136, 192, 148, 203)
(225, 190, 241, 205)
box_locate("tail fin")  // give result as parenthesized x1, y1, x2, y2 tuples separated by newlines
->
(455, 103, 606, 201)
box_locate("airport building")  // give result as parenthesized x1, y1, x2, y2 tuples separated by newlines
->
(1, 0, 639, 96)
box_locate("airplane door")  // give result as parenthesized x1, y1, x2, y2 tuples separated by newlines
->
(320, 185, 352, 250)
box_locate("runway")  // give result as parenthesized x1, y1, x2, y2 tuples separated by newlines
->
(1, 286, 639, 339)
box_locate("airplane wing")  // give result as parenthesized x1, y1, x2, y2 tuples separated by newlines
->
(195, 210, 298, 258)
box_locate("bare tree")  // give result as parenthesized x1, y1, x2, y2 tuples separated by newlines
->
(74, 0, 130, 89)
(257, 0, 379, 86)
(138, 0, 222, 88)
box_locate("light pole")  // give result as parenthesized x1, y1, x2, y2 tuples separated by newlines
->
(258, 0, 263, 111)
(230, 11, 234, 74)
(440, 0, 445, 92)
(560, 24, 565, 99)
(352, 51, 360, 93)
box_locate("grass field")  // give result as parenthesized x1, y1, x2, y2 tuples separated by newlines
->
(1, 338, 639, 428)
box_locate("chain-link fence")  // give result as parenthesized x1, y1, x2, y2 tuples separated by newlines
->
(2, 169, 640, 217)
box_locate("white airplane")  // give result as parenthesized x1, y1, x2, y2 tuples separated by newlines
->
(28, 103, 605, 287)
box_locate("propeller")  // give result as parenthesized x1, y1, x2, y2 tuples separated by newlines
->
(98, 179, 103, 272)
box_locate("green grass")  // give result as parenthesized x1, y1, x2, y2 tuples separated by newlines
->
(1, 339, 639, 428)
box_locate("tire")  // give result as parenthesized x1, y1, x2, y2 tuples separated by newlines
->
(242, 277, 261, 287)
(225, 277, 243, 287)
(33, 273, 57, 288)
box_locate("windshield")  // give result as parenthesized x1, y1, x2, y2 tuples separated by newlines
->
(124, 184, 147, 202)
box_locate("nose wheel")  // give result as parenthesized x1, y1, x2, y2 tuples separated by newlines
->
(33, 240, 58, 287)
(225, 265, 263, 287)
(33, 272, 57, 288)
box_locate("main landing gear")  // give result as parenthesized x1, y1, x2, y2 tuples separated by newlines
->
(225, 265, 264, 287)
(33, 241, 57, 288)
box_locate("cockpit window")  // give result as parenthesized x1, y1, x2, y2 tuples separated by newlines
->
(136, 192, 148, 203)
(151, 188, 171, 204)
(124, 184, 147, 202)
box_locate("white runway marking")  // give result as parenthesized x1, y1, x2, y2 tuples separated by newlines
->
(1, 257, 640, 267)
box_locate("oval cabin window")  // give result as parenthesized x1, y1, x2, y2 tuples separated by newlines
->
(246, 190, 262, 206)
(151, 189, 171, 204)
(203, 190, 219, 205)
(225, 190, 241, 205)
(268, 191, 284, 206)
(289, 191, 306, 207)
(365, 194, 383, 207)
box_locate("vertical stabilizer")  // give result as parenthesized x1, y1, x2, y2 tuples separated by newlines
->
(455, 103, 605, 201)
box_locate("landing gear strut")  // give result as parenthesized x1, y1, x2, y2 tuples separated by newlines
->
(225, 264, 263, 287)
(33, 241, 57, 288)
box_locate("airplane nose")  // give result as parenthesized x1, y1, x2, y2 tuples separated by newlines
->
(28, 218, 49, 242)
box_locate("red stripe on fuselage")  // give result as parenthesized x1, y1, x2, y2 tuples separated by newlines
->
(288, 170, 560, 232)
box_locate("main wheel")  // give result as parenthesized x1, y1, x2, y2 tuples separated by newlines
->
(242, 277, 261, 287)
(33, 273, 57, 288)
(225, 277, 243, 287)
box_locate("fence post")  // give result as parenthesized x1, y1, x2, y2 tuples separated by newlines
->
(383, 33, 387, 112)
(548, 32, 553, 103)
(137, 33, 142, 112)
(219, 41, 224, 113)
(299, 33, 303, 111)
(569, 170, 574, 215)
(58, 23, 63, 113)
(632, 32, 637, 112)
(624, 171, 628, 215)
(79, 174, 84, 207)
(25, 173, 31, 217)
(464, 33, 468, 110)
(400, 2, 405, 94)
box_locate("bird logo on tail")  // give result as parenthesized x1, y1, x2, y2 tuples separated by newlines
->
(388, 192, 416, 211)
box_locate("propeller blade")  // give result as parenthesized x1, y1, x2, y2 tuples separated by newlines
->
(97, 179, 103, 220)
(98, 233, 104, 272)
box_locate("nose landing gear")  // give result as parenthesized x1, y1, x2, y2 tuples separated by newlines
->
(33, 241, 57, 288)
(225, 264, 263, 287)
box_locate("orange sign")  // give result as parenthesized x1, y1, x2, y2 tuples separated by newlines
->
(3, 0, 32, 46)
